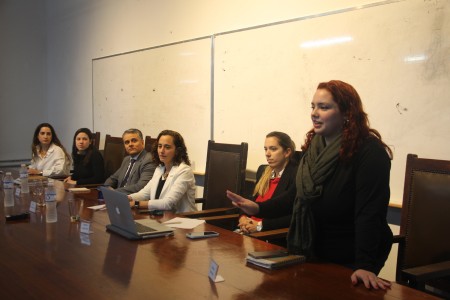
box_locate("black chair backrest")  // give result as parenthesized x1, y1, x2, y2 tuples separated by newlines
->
(145, 136, 157, 153)
(202, 140, 248, 210)
(292, 150, 304, 164)
(255, 150, 302, 181)
(92, 131, 101, 150)
(103, 134, 126, 179)
(397, 154, 450, 283)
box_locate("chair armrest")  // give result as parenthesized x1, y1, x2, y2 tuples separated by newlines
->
(392, 234, 405, 244)
(76, 183, 103, 188)
(402, 260, 450, 283)
(195, 197, 205, 204)
(179, 207, 239, 218)
(249, 228, 289, 240)
(199, 214, 240, 221)
(48, 175, 69, 181)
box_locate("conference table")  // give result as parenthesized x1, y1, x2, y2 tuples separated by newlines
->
(0, 177, 439, 299)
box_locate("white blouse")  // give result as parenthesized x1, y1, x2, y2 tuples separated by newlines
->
(30, 144, 70, 177)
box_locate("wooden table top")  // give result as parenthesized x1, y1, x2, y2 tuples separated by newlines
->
(0, 178, 439, 300)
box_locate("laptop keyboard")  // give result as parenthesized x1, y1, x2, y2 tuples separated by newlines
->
(135, 222, 157, 233)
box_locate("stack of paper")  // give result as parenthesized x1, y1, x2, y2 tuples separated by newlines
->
(163, 217, 205, 229)
(68, 187, 91, 193)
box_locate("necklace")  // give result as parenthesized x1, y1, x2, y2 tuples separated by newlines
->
(39, 149, 48, 157)
(162, 168, 171, 180)
(162, 165, 172, 180)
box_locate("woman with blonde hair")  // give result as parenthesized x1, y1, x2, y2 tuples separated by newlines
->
(238, 131, 298, 234)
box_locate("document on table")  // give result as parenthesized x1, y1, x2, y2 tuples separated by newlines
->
(163, 217, 205, 229)
(68, 187, 91, 193)
(87, 204, 106, 210)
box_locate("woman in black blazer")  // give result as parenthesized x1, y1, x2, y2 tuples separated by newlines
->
(238, 131, 298, 233)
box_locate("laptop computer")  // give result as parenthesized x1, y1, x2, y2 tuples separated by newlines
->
(100, 187, 174, 240)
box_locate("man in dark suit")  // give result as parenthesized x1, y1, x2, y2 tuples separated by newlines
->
(104, 128, 156, 194)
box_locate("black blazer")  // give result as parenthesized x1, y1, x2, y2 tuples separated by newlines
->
(252, 161, 298, 231)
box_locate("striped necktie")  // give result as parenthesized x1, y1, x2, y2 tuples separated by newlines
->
(120, 158, 136, 187)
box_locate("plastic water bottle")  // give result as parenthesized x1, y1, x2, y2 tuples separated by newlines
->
(45, 180, 57, 223)
(3, 172, 14, 207)
(19, 164, 30, 194)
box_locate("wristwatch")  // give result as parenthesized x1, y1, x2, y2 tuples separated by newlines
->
(134, 200, 139, 209)
(256, 221, 263, 232)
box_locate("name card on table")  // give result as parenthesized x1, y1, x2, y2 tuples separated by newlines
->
(29, 201, 37, 213)
(80, 221, 92, 234)
(208, 259, 224, 283)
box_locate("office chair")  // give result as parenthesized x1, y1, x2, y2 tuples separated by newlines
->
(103, 134, 126, 179)
(92, 131, 101, 150)
(395, 154, 450, 298)
(180, 140, 248, 228)
(144, 136, 157, 153)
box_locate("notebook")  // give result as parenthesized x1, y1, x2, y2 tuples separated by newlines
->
(100, 187, 174, 240)
(248, 250, 289, 259)
(246, 254, 306, 270)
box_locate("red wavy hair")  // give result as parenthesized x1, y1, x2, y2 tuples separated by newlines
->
(301, 80, 392, 161)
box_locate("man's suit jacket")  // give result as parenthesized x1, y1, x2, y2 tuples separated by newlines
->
(104, 150, 156, 194)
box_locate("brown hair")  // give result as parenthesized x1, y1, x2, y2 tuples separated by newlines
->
(152, 130, 191, 166)
(31, 123, 70, 162)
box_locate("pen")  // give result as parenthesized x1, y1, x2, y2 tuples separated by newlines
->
(164, 222, 182, 225)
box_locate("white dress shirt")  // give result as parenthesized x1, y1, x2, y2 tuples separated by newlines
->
(30, 144, 70, 177)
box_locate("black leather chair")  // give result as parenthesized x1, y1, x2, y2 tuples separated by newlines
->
(92, 131, 101, 150)
(180, 140, 248, 229)
(103, 134, 126, 179)
(395, 154, 450, 298)
(145, 136, 157, 153)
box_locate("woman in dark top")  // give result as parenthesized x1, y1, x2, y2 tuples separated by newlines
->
(64, 128, 105, 185)
(238, 131, 298, 234)
(227, 80, 393, 290)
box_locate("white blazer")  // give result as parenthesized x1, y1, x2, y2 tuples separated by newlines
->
(130, 162, 197, 213)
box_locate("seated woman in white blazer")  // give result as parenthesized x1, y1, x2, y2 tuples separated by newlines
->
(128, 130, 197, 213)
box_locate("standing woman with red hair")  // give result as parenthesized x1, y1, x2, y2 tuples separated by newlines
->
(228, 80, 393, 290)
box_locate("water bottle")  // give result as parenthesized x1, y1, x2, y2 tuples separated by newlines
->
(3, 172, 14, 207)
(19, 164, 30, 194)
(45, 180, 57, 223)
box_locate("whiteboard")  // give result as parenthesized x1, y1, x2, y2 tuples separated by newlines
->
(93, 38, 212, 171)
(213, 0, 450, 203)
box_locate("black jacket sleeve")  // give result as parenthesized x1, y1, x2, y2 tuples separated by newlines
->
(255, 162, 298, 224)
(353, 140, 393, 274)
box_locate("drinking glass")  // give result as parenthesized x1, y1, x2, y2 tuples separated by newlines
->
(32, 180, 45, 206)
(68, 192, 82, 222)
